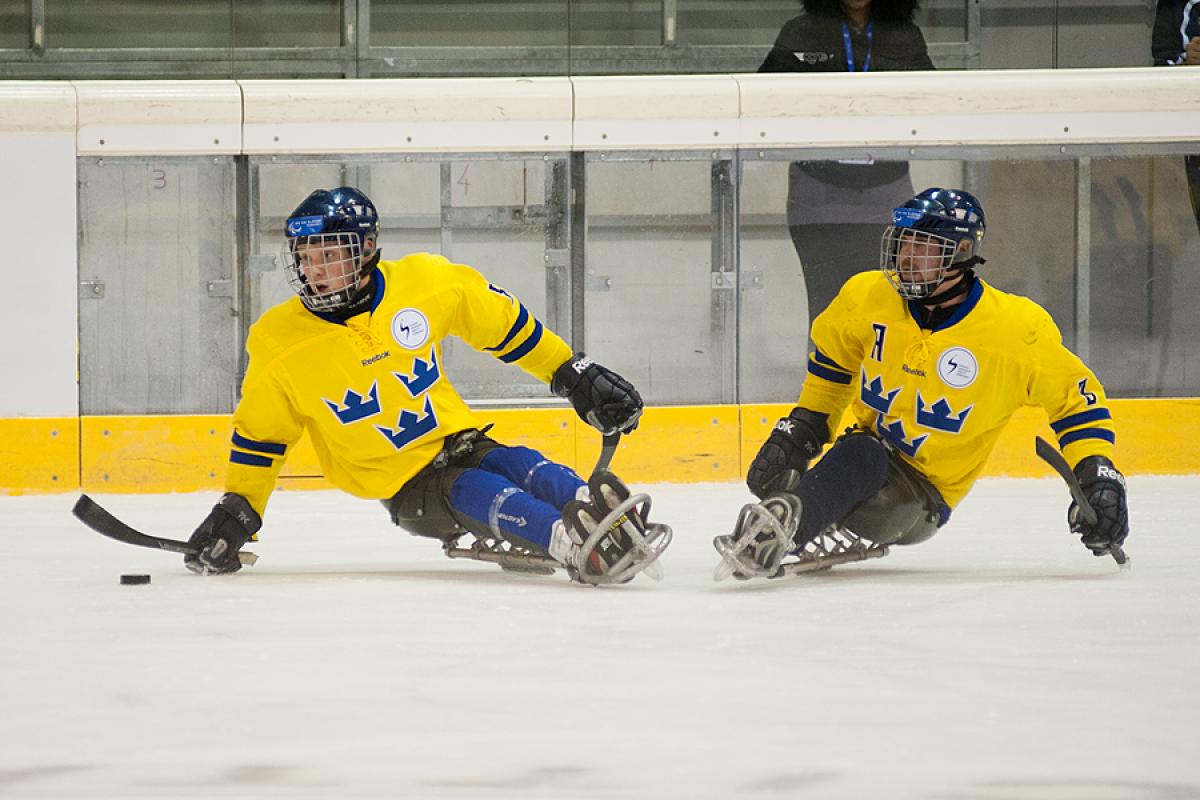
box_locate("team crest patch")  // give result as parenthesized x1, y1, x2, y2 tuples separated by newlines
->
(937, 347, 978, 389)
(391, 309, 430, 350)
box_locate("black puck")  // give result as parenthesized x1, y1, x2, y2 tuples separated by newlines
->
(120, 574, 151, 585)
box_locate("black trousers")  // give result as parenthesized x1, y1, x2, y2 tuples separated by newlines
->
(789, 223, 883, 322)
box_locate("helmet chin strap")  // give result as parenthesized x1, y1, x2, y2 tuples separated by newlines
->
(913, 258, 983, 308)
(325, 250, 382, 321)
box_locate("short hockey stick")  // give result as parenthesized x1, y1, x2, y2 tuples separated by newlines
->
(72, 495, 258, 566)
(580, 430, 669, 582)
(592, 432, 621, 477)
(1033, 436, 1128, 567)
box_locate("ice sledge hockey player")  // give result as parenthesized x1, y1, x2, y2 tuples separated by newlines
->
(186, 186, 670, 585)
(714, 187, 1129, 580)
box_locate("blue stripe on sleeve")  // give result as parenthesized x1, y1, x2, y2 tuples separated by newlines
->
(1058, 427, 1116, 447)
(230, 450, 274, 468)
(812, 348, 848, 372)
(498, 319, 544, 364)
(485, 304, 530, 352)
(1050, 408, 1112, 434)
(807, 359, 853, 385)
(231, 430, 287, 456)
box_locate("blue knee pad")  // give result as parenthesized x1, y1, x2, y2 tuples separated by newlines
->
(478, 446, 584, 510)
(448, 468, 563, 551)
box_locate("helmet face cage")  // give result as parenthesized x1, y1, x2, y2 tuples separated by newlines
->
(282, 232, 367, 312)
(879, 188, 985, 300)
(880, 226, 960, 300)
(281, 186, 381, 313)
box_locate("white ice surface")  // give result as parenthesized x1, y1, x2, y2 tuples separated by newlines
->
(1, 476, 1198, 800)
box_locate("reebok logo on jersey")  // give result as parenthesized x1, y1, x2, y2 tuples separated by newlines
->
(361, 351, 390, 367)
(498, 512, 528, 528)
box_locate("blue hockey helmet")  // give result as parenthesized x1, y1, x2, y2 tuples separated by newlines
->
(880, 187, 986, 300)
(282, 186, 380, 312)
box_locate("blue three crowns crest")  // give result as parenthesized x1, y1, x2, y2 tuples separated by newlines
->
(323, 349, 444, 450)
(860, 369, 973, 457)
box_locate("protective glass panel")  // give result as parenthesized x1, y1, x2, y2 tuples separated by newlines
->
(370, 0, 570, 76)
(78, 158, 239, 414)
(1054, 4, 1157, 68)
(1086, 154, 1200, 396)
(232, 0, 342, 48)
(919, 0, 971, 44)
(571, 0, 661, 46)
(0, 0, 25, 49)
(738, 149, 1200, 404)
(373, 0, 568, 46)
(676, 1, 796, 47)
(1, 1, 1175, 77)
(46, 0, 234, 49)
(583, 157, 734, 405)
(251, 157, 571, 401)
(979, 1, 1152, 69)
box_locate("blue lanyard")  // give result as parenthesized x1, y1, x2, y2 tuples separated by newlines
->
(842, 21, 873, 72)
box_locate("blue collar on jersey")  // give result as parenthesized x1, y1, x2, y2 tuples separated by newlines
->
(906, 276, 984, 332)
(310, 266, 385, 325)
(367, 266, 386, 313)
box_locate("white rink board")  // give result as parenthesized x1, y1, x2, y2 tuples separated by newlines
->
(1, 476, 1197, 799)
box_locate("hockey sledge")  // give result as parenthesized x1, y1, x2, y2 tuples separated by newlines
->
(713, 497, 889, 582)
(441, 484, 673, 586)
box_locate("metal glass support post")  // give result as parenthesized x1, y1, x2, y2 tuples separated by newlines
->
(1074, 156, 1092, 361)
(711, 157, 738, 404)
(662, 0, 678, 47)
(440, 161, 454, 260)
(965, 0, 981, 69)
(543, 158, 571, 338)
(568, 152, 587, 350)
(30, 0, 46, 53)
(350, 0, 370, 78)
(235, 157, 253, 390)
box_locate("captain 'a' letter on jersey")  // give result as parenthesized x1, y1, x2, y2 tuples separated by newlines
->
(225, 254, 571, 517)
(798, 271, 1116, 509)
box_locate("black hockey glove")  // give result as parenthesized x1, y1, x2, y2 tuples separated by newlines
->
(746, 407, 829, 500)
(1068, 455, 1129, 557)
(551, 353, 644, 435)
(184, 493, 262, 575)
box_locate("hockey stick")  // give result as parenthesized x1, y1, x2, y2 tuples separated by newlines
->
(580, 430, 670, 582)
(72, 495, 258, 566)
(592, 432, 621, 477)
(1033, 437, 1128, 568)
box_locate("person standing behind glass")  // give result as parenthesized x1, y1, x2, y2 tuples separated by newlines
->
(1152, 0, 1200, 234)
(760, 0, 934, 323)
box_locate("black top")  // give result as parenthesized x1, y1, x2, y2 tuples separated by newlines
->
(1152, 0, 1199, 65)
(761, 11, 934, 193)
(758, 12, 934, 74)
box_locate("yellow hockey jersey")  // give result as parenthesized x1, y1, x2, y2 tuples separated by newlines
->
(798, 272, 1116, 509)
(225, 253, 573, 517)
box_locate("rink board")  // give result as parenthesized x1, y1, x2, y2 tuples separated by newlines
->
(0, 397, 1195, 494)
